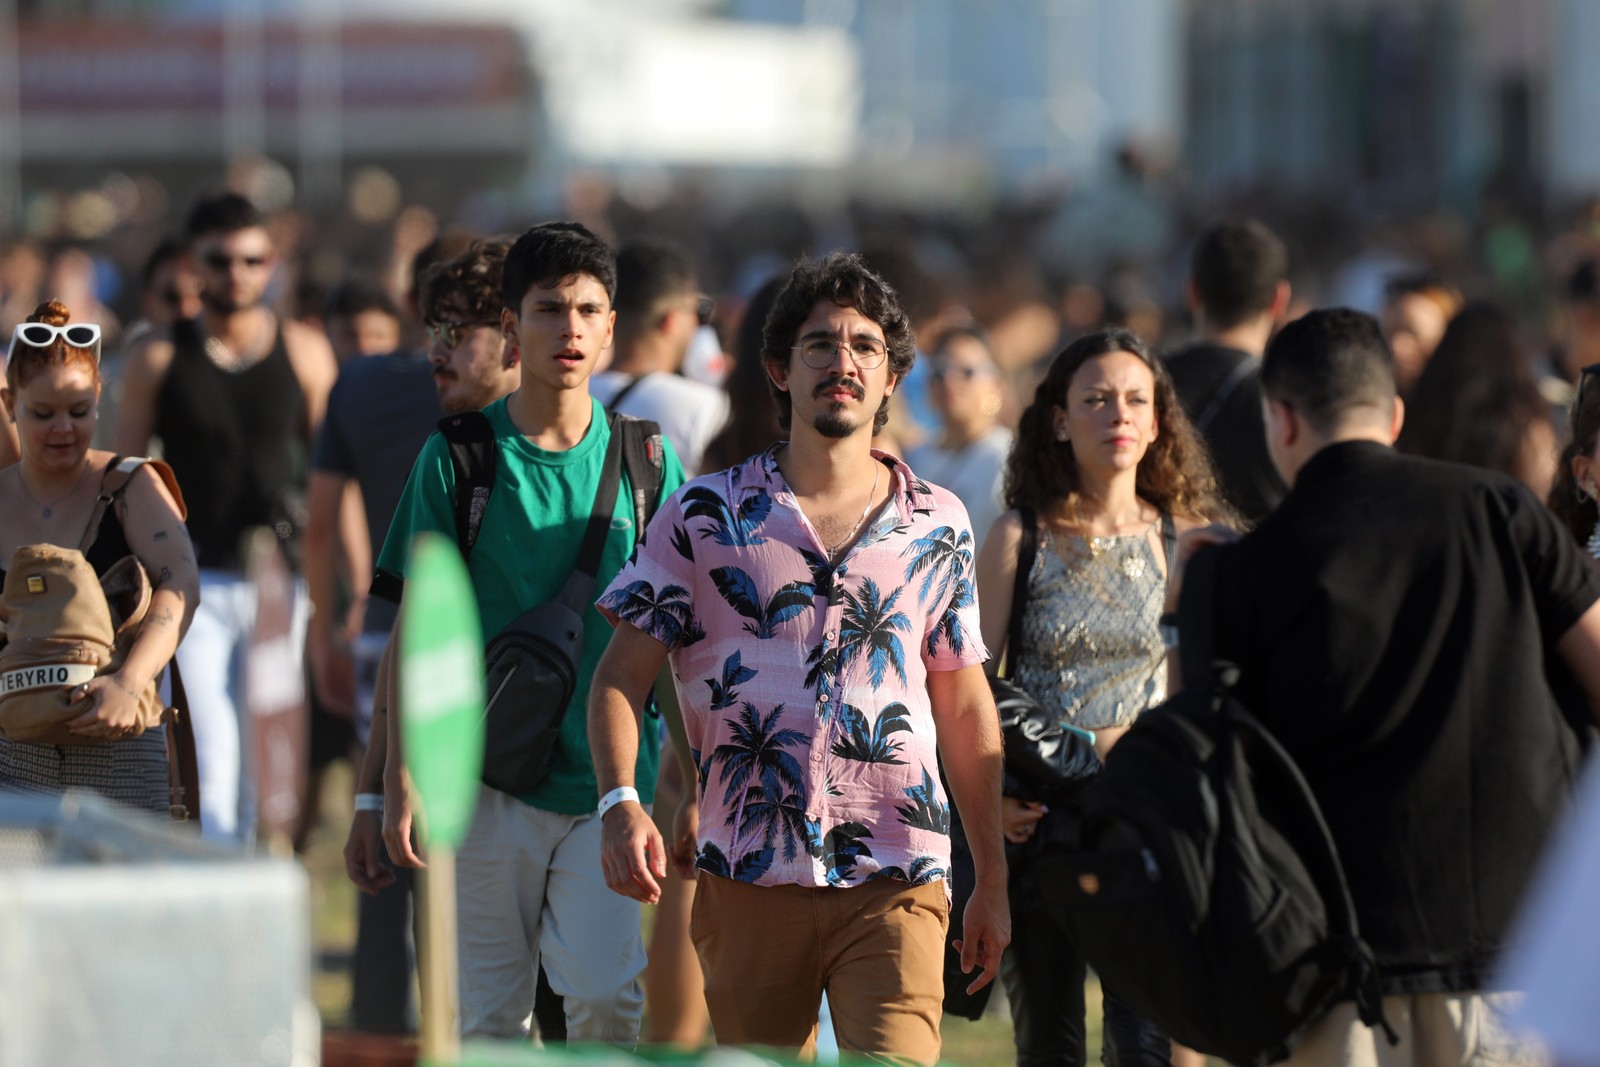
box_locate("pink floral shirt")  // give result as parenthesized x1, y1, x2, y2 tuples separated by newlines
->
(598, 447, 989, 891)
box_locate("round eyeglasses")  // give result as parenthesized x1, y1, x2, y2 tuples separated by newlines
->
(793, 336, 889, 371)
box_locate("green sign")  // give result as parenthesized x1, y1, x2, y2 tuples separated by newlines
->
(400, 531, 485, 850)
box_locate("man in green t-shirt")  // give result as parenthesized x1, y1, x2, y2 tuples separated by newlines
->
(371, 221, 687, 1043)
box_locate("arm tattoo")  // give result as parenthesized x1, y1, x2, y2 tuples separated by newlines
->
(153, 531, 169, 541)
(144, 607, 176, 631)
(157, 566, 172, 584)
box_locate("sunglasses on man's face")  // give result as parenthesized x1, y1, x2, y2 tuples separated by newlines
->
(202, 251, 270, 272)
(10, 322, 103, 364)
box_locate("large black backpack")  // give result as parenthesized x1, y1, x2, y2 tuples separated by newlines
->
(1035, 545, 1395, 1066)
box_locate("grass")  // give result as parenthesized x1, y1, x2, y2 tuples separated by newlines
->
(301, 760, 1103, 1066)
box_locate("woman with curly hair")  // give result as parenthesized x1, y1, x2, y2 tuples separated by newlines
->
(972, 327, 1234, 1067)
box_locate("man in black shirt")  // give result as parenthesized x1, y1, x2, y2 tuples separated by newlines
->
(1164, 218, 1291, 522)
(1188, 308, 1600, 1067)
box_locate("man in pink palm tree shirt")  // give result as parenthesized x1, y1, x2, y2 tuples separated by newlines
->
(589, 252, 1008, 1065)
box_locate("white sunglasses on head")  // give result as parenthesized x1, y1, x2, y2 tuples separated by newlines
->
(9, 322, 102, 364)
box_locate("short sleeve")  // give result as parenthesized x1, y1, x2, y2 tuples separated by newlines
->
(1507, 483, 1600, 641)
(921, 497, 991, 672)
(597, 484, 698, 650)
(311, 371, 356, 475)
(371, 431, 456, 603)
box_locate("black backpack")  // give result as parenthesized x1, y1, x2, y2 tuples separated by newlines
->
(438, 409, 663, 795)
(1034, 545, 1395, 1067)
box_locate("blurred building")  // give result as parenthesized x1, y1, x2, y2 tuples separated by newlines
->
(1184, 0, 1598, 209)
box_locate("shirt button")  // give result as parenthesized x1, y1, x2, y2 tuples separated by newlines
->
(818, 693, 830, 704)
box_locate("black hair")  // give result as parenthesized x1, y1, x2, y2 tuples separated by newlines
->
(1261, 308, 1396, 435)
(140, 238, 186, 287)
(1398, 301, 1548, 478)
(702, 274, 787, 473)
(760, 251, 915, 434)
(1189, 218, 1287, 330)
(323, 277, 400, 324)
(183, 192, 265, 242)
(501, 221, 616, 313)
(613, 239, 696, 324)
(1568, 258, 1600, 306)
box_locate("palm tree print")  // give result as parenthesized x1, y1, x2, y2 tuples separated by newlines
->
(730, 784, 811, 862)
(830, 701, 911, 764)
(926, 575, 975, 658)
(895, 768, 951, 834)
(710, 566, 814, 639)
(683, 486, 772, 546)
(821, 821, 874, 885)
(901, 525, 973, 607)
(695, 842, 774, 884)
(688, 745, 714, 798)
(798, 547, 844, 607)
(867, 855, 946, 886)
(601, 579, 706, 646)
(670, 523, 695, 563)
(710, 703, 807, 853)
(804, 577, 911, 691)
(703, 650, 757, 711)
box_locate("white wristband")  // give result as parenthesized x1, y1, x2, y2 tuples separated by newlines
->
(354, 793, 384, 813)
(597, 786, 640, 820)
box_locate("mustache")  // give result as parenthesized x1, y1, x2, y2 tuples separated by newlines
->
(814, 375, 865, 401)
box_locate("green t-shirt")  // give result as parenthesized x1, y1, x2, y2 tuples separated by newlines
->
(377, 395, 687, 814)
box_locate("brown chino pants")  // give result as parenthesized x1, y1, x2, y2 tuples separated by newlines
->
(690, 873, 949, 1065)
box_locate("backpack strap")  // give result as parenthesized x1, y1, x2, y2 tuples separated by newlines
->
(437, 410, 497, 560)
(616, 415, 664, 537)
(604, 374, 649, 414)
(1002, 507, 1040, 678)
(1159, 512, 1178, 577)
(164, 658, 201, 826)
(1176, 541, 1221, 690)
(554, 414, 628, 613)
(78, 456, 188, 554)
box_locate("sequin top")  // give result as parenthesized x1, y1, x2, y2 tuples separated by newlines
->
(1012, 523, 1170, 730)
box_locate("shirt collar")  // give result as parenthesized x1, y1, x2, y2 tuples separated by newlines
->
(735, 444, 940, 519)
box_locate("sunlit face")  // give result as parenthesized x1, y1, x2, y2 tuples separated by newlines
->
(3, 361, 99, 473)
(503, 273, 615, 395)
(769, 301, 898, 441)
(329, 309, 402, 363)
(428, 316, 518, 415)
(1382, 293, 1449, 393)
(193, 226, 276, 314)
(1052, 351, 1158, 476)
(928, 333, 1001, 429)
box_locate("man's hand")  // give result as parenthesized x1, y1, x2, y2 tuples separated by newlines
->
(953, 877, 1011, 994)
(669, 796, 699, 879)
(600, 802, 666, 903)
(382, 770, 427, 869)
(345, 810, 396, 894)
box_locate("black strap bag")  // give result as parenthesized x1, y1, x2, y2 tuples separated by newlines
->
(437, 410, 662, 796)
(1032, 545, 1395, 1066)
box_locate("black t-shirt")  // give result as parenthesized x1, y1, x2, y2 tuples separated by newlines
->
(1162, 343, 1286, 523)
(1203, 441, 1600, 993)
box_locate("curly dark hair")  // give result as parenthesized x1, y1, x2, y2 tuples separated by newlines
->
(419, 237, 512, 325)
(760, 251, 915, 434)
(1552, 366, 1600, 547)
(1003, 328, 1234, 526)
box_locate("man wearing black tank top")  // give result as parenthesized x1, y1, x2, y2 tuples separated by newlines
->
(116, 192, 337, 842)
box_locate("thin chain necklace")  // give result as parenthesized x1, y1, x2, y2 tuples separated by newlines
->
(827, 460, 882, 558)
(18, 463, 89, 519)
